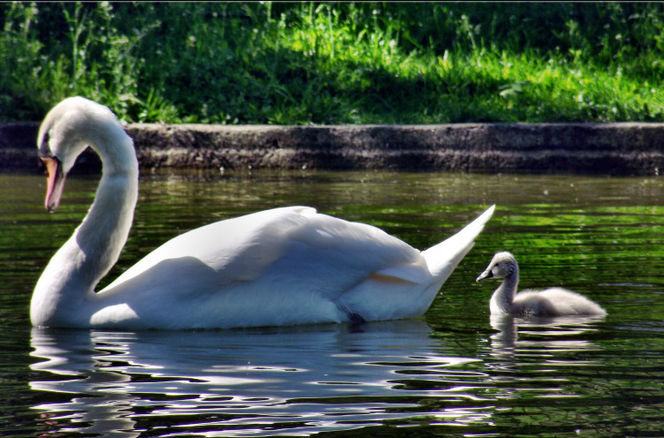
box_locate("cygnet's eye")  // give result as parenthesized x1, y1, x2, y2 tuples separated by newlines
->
(495, 261, 509, 275)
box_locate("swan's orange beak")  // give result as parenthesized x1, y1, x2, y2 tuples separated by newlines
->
(40, 156, 65, 213)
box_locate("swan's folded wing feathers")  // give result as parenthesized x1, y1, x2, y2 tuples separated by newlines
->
(101, 207, 310, 291)
(259, 209, 428, 300)
(371, 265, 426, 284)
(101, 206, 426, 301)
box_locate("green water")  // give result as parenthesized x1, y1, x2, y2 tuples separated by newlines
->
(1, 170, 663, 437)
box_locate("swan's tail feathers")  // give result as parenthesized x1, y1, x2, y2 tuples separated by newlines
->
(422, 205, 495, 281)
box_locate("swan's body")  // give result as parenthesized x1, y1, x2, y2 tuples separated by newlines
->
(32, 97, 495, 330)
(476, 251, 606, 317)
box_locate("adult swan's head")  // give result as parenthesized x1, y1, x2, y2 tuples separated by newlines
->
(32, 97, 495, 330)
(38, 96, 138, 212)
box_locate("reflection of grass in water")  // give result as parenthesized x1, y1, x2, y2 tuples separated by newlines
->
(4, 170, 664, 436)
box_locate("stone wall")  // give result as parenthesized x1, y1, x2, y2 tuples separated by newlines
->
(2, 122, 663, 175)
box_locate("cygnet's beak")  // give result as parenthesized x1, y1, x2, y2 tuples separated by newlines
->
(476, 268, 493, 283)
(40, 156, 65, 213)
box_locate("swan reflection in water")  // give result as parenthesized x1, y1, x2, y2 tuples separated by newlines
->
(29, 320, 491, 436)
(485, 313, 606, 405)
(29, 316, 608, 436)
(488, 313, 606, 352)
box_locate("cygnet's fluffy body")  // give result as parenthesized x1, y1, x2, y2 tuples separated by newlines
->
(476, 251, 606, 317)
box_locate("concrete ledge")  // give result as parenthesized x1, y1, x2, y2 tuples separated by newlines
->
(2, 122, 663, 175)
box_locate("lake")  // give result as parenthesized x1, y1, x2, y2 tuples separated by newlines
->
(1, 170, 663, 437)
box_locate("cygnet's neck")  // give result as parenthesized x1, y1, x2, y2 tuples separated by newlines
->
(490, 265, 519, 315)
(31, 124, 138, 327)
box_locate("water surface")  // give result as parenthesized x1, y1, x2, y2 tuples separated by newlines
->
(1, 170, 662, 436)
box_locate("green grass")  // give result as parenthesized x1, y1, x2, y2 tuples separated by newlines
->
(2, 2, 664, 124)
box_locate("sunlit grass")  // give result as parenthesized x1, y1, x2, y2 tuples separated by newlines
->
(2, 2, 664, 124)
(270, 6, 664, 124)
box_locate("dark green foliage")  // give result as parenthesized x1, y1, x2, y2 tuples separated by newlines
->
(2, 2, 664, 123)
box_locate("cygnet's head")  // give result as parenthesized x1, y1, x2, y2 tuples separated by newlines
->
(476, 251, 518, 282)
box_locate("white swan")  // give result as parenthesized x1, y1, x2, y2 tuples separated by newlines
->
(31, 97, 495, 330)
(476, 251, 606, 317)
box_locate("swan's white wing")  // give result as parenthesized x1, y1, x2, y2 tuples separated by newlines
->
(91, 206, 434, 328)
(101, 206, 428, 301)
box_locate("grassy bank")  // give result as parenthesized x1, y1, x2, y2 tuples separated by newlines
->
(2, 2, 664, 124)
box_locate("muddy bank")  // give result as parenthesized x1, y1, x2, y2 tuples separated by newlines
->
(2, 122, 663, 175)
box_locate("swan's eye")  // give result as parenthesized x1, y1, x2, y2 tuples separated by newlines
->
(38, 131, 51, 157)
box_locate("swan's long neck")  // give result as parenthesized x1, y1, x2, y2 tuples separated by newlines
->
(490, 266, 518, 315)
(31, 128, 138, 327)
